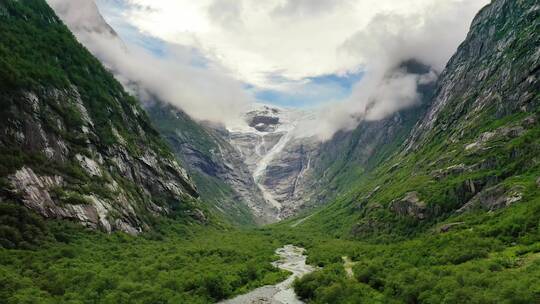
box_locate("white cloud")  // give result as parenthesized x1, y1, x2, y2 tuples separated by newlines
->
(48, 0, 489, 138)
(294, 0, 489, 139)
(47, 0, 251, 127)
(120, 0, 486, 91)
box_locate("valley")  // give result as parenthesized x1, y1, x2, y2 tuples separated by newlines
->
(1, 0, 539, 303)
(220, 245, 314, 304)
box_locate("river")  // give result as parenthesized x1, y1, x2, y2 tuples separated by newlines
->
(219, 245, 315, 304)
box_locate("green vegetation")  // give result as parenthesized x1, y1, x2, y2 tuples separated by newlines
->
(0, 202, 49, 250)
(0, 216, 288, 303)
(147, 104, 257, 226)
(0, 0, 209, 230)
(271, 193, 540, 303)
(0, 0, 539, 304)
(0, 0, 170, 157)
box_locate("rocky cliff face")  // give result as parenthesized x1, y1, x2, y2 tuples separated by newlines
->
(44, 0, 263, 226)
(146, 104, 274, 225)
(301, 0, 540, 238)
(284, 60, 437, 213)
(217, 68, 433, 220)
(0, 0, 201, 234)
(407, 0, 539, 150)
(248, 0, 539, 226)
(222, 104, 320, 220)
(46, 0, 118, 37)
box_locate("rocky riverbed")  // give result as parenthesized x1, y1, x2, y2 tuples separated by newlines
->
(219, 245, 315, 304)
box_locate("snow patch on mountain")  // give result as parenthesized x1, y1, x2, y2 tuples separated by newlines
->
(226, 103, 317, 219)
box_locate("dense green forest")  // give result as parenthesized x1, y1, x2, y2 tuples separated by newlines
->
(1, 0, 539, 303)
(1, 196, 538, 303)
(277, 194, 540, 303)
(0, 211, 288, 303)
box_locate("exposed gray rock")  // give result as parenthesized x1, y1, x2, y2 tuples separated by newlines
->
(8, 167, 143, 234)
(1, 86, 199, 234)
(259, 136, 320, 218)
(75, 154, 102, 177)
(432, 164, 470, 180)
(457, 184, 524, 213)
(406, 0, 540, 151)
(439, 222, 466, 233)
(186, 209, 208, 225)
(246, 106, 281, 133)
(389, 192, 428, 220)
(146, 104, 274, 224)
(219, 104, 320, 221)
(521, 115, 537, 128)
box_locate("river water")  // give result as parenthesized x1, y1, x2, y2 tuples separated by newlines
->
(219, 245, 315, 304)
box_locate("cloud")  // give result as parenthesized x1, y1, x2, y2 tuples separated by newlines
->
(48, 0, 489, 139)
(47, 0, 118, 35)
(271, 0, 350, 17)
(119, 0, 487, 89)
(47, 0, 251, 127)
(207, 0, 244, 29)
(295, 0, 489, 140)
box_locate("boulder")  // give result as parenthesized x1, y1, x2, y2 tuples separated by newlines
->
(439, 222, 465, 233)
(190, 209, 208, 224)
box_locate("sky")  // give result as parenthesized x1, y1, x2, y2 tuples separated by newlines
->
(47, 0, 489, 138)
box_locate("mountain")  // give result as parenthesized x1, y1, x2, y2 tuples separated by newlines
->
(145, 103, 273, 225)
(0, 0, 539, 303)
(290, 0, 539, 237)
(46, 0, 118, 38)
(284, 1, 540, 302)
(222, 104, 318, 220)
(195, 61, 438, 222)
(0, 0, 203, 236)
(45, 0, 268, 226)
(38, 0, 442, 225)
(288, 60, 438, 213)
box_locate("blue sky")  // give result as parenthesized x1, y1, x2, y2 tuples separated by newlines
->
(253, 72, 364, 108)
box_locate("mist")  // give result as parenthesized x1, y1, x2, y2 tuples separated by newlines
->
(296, 0, 489, 140)
(47, 0, 489, 138)
(47, 0, 251, 127)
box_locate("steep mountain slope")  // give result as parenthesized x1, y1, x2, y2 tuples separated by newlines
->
(224, 104, 318, 220)
(289, 60, 437, 214)
(46, 0, 119, 38)
(45, 0, 271, 226)
(0, 0, 538, 303)
(282, 1, 540, 302)
(0, 0, 203, 235)
(294, 0, 539, 238)
(146, 103, 275, 225)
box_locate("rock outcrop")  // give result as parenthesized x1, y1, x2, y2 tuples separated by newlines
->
(0, 2, 199, 234)
(223, 104, 319, 220)
(406, 0, 540, 151)
(146, 104, 273, 225)
(389, 192, 429, 220)
(457, 185, 524, 213)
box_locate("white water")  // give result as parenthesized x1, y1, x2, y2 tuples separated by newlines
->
(219, 245, 314, 304)
(251, 128, 296, 214)
(252, 130, 294, 182)
(227, 103, 315, 218)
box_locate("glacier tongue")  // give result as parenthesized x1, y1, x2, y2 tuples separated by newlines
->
(225, 103, 317, 220)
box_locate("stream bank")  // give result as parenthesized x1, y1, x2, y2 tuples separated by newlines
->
(219, 245, 314, 304)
